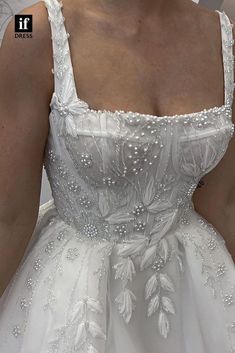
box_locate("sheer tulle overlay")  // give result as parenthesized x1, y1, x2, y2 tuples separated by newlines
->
(0, 1, 235, 352)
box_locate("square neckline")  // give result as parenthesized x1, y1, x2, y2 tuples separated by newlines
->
(46, 1, 233, 122)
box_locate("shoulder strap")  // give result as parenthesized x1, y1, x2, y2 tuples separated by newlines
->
(43, 0, 75, 102)
(216, 10, 234, 108)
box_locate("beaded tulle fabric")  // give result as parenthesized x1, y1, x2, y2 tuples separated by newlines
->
(1, 0, 235, 352)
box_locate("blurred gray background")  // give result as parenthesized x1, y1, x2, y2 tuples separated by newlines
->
(0, 0, 234, 205)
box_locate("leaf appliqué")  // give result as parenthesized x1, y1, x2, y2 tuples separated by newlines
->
(140, 245, 157, 271)
(74, 322, 87, 347)
(88, 321, 106, 340)
(87, 298, 103, 314)
(98, 191, 110, 217)
(145, 273, 159, 300)
(159, 273, 175, 293)
(105, 211, 134, 225)
(158, 238, 170, 262)
(115, 288, 136, 323)
(142, 176, 155, 206)
(158, 310, 170, 339)
(113, 256, 136, 282)
(147, 293, 160, 317)
(161, 296, 175, 314)
(117, 234, 148, 258)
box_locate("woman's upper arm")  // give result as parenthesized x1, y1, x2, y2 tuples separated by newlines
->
(0, 1, 53, 228)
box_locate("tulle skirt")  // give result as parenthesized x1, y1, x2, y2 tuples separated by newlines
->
(0, 198, 235, 353)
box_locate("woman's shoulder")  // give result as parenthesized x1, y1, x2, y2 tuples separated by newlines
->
(1, 1, 53, 91)
(1, 1, 52, 63)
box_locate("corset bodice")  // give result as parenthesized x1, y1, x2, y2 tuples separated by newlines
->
(43, 0, 235, 245)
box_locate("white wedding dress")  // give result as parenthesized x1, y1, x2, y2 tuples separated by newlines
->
(0, 0, 235, 352)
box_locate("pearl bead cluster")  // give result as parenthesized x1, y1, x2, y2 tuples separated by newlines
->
(33, 258, 42, 272)
(56, 101, 70, 117)
(12, 325, 21, 338)
(57, 165, 68, 178)
(223, 294, 234, 306)
(134, 220, 146, 232)
(68, 180, 80, 193)
(114, 224, 127, 236)
(45, 241, 55, 254)
(79, 195, 92, 208)
(80, 153, 93, 167)
(48, 149, 56, 163)
(216, 263, 226, 277)
(132, 203, 145, 216)
(14, 227, 71, 341)
(102, 177, 116, 187)
(207, 238, 217, 251)
(20, 298, 29, 311)
(83, 223, 98, 238)
(57, 229, 67, 241)
(180, 216, 190, 225)
(152, 256, 165, 271)
(231, 321, 235, 332)
(225, 38, 234, 48)
(25, 277, 34, 290)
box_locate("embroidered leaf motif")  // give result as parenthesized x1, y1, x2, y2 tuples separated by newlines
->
(88, 321, 106, 340)
(87, 298, 103, 314)
(150, 212, 174, 236)
(147, 199, 172, 213)
(105, 211, 134, 225)
(158, 238, 169, 262)
(142, 176, 155, 206)
(98, 191, 110, 217)
(140, 245, 157, 271)
(145, 274, 159, 300)
(71, 300, 85, 322)
(161, 296, 175, 314)
(113, 257, 136, 282)
(117, 234, 148, 257)
(74, 322, 86, 347)
(71, 298, 103, 323)
(181, 138, 220, 177)
(150, 210, 178, 246)
(180, 144, 202, 177)
(159, 273, 175, 292)
(115, 288, 136, 323)
(158, 310, 170, 339)
(147, 293, 160, 317)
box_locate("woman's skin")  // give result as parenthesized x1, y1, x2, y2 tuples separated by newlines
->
(0, 0, 235, 297)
